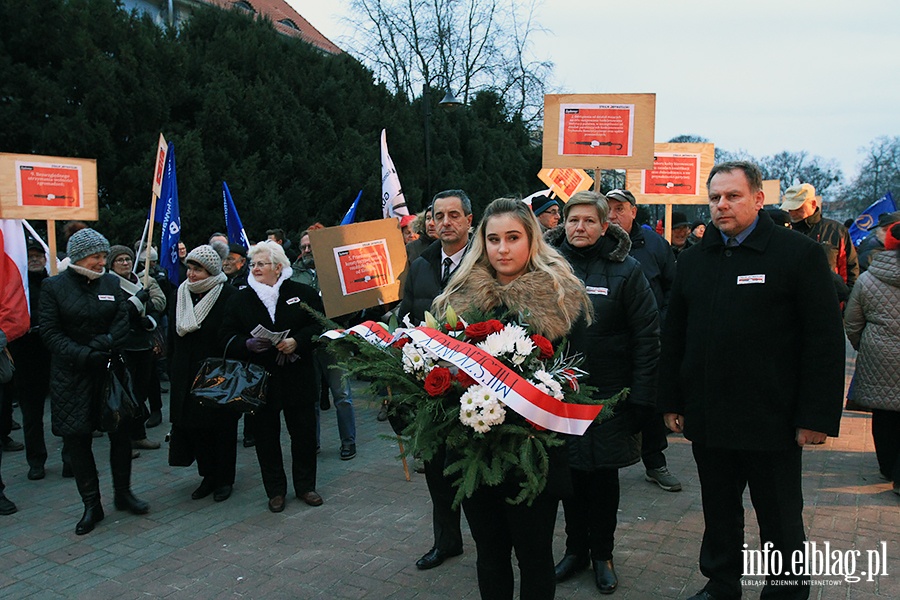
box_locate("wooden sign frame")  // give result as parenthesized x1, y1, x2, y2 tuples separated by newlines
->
(0, 153, 98, 220)
(309, 218, 408, 318)
(542, 93, 656, 170)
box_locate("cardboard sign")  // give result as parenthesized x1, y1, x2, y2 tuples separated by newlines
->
(762, 180, 781, 205)
(641, 153, 701, 196)
(0, 153, 98, 220)
(537, 168, 594, 202)
(543, 94, 656, 170)
(626, 143, 715, 208)
(152, 134, 168, 198)
(309, 218, 407, 318)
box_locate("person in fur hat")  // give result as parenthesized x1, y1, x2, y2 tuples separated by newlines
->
(432, 197, 592, 600)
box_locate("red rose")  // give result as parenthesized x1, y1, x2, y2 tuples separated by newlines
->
(424, 367, 453, 397)
(455, 370, 477, 388)
(443, 322, 465, 331)
(464, 319, 505, 342)
(531, 334, 554, 360)
(561, 369, 579, 392)
(392, 337, 410, 350)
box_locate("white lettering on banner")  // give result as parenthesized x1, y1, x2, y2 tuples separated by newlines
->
(98, 295, 115, 301)
(737, 274, 766, 285)
(585, 286, 608, 295)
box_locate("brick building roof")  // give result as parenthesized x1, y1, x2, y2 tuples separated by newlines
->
(209, 0, 342, 54)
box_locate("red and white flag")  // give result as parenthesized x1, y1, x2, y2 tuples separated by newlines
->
(380, 129, 409, 220)
(0, 219, 30, 342)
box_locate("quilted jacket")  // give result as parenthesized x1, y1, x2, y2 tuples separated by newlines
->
(844, 251, 900, 411)
(40, 269, 131, 435)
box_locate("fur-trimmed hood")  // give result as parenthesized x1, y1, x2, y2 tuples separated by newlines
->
(443, 264, 589, 341)
(544, 222, 632, 263)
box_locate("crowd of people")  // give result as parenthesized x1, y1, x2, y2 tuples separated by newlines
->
(1, 160, 898, 600)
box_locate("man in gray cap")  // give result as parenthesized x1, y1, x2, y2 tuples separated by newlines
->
(857, 211, 900, 272)
(781, 183, 858, 291)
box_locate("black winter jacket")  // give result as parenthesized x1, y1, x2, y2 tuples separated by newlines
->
(397, 240, 465, 325)
(168, 284, 236, 426)
(550, 224, 661, 470)
(40, 269, 131, 435)
(627, 224, 676, 325)
(658, 211, 845, 450)
(221, 279, 325, 408)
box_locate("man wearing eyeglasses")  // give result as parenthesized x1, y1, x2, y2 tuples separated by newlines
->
(532, 195, 561, 232)
(223, 244, 249, 291)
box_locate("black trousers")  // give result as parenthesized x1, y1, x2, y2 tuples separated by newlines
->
(641, 414, 670, 469)
(252, 377, 317, 499)
(561, 467, 619, 560)
(63, 424, 133, 505)
(871, 409, 900, 482)
(423, 444, 463, 553)
(462, 486, 558, 600)
(692, 443, 809, 600)
(173, 410, 240, 487)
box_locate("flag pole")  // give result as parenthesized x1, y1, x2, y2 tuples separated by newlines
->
(134, 218, 150, 275)
(145, 134, 169, 286)
(142, 195, 157, 287)
(46, 221, 57, 276)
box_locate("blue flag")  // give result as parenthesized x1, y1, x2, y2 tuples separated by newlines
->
(154, 143, 182, 284)
(340, 190, 363, 225)
(223, 181, 250, 248)
(848, 192, 896, 247)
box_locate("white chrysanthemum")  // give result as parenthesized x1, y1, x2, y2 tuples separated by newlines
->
(477, 324, 529, 357)
(471, 419, 491, 434)
(514, 336, 535, 359)
(481, 400, 506, 425)
(401, 343, 429, 373)
(460, 386, 484, 409)
(534, 370, 564, 399)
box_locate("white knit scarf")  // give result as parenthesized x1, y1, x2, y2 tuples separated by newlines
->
(68, 264, 104, 280)
(175, 273, 228, 337)
(247, 266, 293, 323)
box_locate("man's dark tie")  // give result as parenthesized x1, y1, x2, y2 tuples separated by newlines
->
(726, 237, 739, 247)
(441, 257, 453, 288)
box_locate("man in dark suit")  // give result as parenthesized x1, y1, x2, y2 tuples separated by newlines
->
(658, 161, 845, 600)
(396, 189, 472, 570)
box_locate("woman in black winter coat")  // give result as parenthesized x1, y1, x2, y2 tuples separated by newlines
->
(40, 229, 150, 535)
(547, 191, 660, 594)
(221, 241, 325, 513)
(168, 245, 238, 502)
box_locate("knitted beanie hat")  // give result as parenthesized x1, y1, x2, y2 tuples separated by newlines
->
(67, 228, 110, 264)
(106, 245, 135, 270)
(185, 244, 223, 276)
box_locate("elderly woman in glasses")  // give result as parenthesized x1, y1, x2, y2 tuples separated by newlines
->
(222, 241, 325, 512)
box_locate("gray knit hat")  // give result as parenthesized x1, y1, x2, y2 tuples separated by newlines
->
(106, 245, 135, 270)
(185, 244, 223, 276)
(67, 228, 110, 264)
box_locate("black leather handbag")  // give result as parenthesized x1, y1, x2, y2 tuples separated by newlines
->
(190, 336, 268, 414)
(97, 354, 140, 432)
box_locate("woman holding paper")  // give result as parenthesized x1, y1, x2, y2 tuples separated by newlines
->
(547, 191, 660, 594)
(168, 245, 238, 502)
(222, 240, 325, 512)
(432, 197, 591, 600)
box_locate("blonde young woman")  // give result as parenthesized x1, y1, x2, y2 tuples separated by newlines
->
(433, 197, 592, 600)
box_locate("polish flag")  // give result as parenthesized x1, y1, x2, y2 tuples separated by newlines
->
(0, 219, 30, 342)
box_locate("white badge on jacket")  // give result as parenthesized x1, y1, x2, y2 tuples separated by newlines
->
(286, 296, 301, 305)
(98, 294, 116, 301)
(736, 274, 766, 285)
(585, 286, 609, 295)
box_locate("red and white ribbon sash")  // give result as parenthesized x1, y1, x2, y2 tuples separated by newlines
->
(324, 321, 600, 435)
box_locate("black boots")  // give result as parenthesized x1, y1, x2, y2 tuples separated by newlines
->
(554, 553, 590, 582)
(114, 490, 149, 514)
(76, 502, 105, 535)
(593, 559, 618, 594)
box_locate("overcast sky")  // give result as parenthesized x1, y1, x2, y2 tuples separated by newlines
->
(291, 0, 900, 179)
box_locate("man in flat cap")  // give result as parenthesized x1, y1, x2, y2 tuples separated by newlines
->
(781, 183, 858, 292)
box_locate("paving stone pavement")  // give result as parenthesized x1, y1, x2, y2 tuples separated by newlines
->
(1, 359, 898, 599)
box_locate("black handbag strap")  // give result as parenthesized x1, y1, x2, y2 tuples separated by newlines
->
(223, 335, 239, 362)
